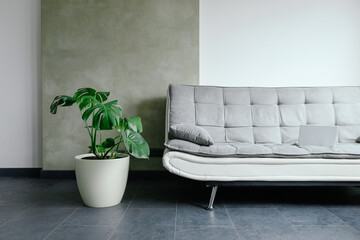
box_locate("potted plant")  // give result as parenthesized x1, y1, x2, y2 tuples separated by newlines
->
(50, 88, 149, 208)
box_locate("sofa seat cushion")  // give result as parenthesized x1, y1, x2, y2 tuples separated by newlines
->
(164, 140, 360, 159)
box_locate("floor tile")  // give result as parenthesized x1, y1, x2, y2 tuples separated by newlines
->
(235, 223, 277, 240)
(295, 225, 360, 240)
(0, 179, 65, 206)
(46, 225, 114, 240)
(118, 208, 176, 226)
(110, 208, 176, 240)
(228, 208, 286, 227)
(34, 182, 83, 208)
(129, 185, 177, 209)
(228, 207, 302, 240)
(110, 223, 175, 240)
(327, 208, 360, 231)
(0, 204, 32, 226)
(176, 225, 238, 240)
(276, 205, 346, 226)
(63, 205, 127, 226)
(176, 203, 232, 227)
(236, 221, 302, 240)
(0, 208, 75, 240)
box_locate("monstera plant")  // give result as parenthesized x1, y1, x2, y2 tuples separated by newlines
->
(50, 88, 149, 208)
(50, 87, 149, 159)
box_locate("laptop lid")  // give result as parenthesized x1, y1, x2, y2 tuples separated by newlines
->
(298, 125, 338, 147)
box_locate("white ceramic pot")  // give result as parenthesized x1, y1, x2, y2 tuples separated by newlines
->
(75, 154, 130, 208)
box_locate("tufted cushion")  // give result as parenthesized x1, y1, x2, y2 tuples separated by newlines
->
(168, 85, 360, 144)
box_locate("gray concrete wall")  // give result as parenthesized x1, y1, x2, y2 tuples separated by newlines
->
(42, 0, 199, 170)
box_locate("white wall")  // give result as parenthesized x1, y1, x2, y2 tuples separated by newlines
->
(0, 0, 41, 168)
(200, 0, 360, 87)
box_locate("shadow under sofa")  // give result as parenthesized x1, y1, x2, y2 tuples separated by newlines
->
(162, 84, 360, 210)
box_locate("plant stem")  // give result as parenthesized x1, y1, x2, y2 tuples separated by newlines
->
(91, 112, 95, 155)
(93, 129, 100, 158)
(103, 138, 122, 159)
(77, 105, 100, 158)
(103, 147, 113, 159)
(84, 122, 94, 149)
(116, 134, 123, 152)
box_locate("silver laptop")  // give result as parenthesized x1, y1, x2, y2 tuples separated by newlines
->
(298, 125, 338, 147)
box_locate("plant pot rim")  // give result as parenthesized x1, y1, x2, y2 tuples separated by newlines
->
(75, 153, 129, 162)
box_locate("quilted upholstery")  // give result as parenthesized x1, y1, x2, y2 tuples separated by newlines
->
(168, 85, 360, 144)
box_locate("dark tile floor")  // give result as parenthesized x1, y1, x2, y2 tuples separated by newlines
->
(1, 177, 360, 240)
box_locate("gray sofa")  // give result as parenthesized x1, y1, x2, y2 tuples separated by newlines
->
(162, 84, 360, 209)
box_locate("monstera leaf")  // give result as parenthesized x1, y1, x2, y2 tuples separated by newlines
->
(74, 88, 110, 106)
(125, 117, 143, 133)
(115, 119, 127, 132)
(81, 97, 122, 130)
(115, 117, 143, 133)
(50, 95, 76, 114)
(122, 129, 149, 159)
(101, 138, 115, 148)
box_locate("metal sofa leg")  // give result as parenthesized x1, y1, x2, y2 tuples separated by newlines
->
(205, 186, 218, 210)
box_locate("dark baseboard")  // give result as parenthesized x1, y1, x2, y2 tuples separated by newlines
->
(40, 170, 76, 179)
(0, 168, 41, 178)
(128, 170, 179, 180)
(38, 170, 179, 180)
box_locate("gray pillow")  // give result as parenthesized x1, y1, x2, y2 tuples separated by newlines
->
(169, 124, 214, 146)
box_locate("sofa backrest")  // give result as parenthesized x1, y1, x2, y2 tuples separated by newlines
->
(167, 85, 360, 144)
